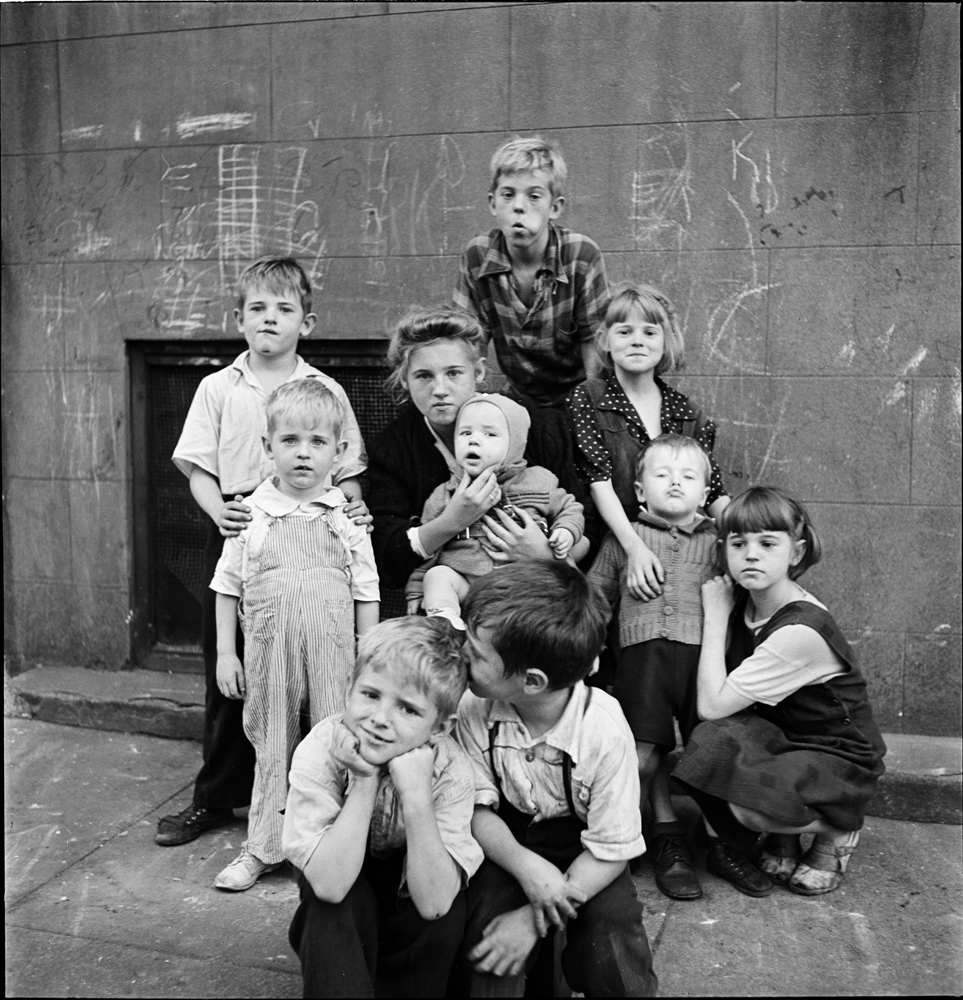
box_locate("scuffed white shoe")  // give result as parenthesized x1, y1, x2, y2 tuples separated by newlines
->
(214, 849, 281, 891)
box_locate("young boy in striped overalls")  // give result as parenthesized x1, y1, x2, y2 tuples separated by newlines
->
(210, 378, 380, 891)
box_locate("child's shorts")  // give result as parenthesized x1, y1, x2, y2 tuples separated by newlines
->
(615, 638, 700, 750)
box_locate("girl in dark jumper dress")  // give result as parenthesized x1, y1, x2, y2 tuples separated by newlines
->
(673, 487, 886, 896)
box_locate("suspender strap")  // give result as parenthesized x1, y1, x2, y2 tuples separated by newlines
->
(487, 688, 593, 817)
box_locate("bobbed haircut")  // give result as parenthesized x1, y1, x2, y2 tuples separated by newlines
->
(265, 378, 344, 439)
(716, 486, 822, 581)
(462, 561, 607, 691)
(236, 256, 313, 315)
(352, 617, 468, 719)
(490, 135, 567, 199)
(595, 283, 685, 376)
(384, 305, 485, 404)
(635, 433, 713, 487)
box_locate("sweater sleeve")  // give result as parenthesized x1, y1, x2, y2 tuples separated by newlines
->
(546, 483, 584, 542)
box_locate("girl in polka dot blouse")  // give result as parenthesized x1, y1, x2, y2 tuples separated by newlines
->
(566, 283, 730, 601)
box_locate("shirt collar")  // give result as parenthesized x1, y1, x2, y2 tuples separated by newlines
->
(230, 350, 315, 392)
(253, 476, 348, 516)
(476, 224, 568, 283)
(488, 680, 591, 763)
(636, 507, 715, 535)
(597, 373, 699, 422)
(422, 414, 461, 476)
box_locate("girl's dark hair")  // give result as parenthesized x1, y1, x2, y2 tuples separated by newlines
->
(716, 486, 822, 580)
(384, 306, 485, 403)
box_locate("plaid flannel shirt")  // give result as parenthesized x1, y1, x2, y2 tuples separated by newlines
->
(453, 223, 610, 406)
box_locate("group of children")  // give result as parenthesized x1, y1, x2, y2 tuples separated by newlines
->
(158, 135, 885, 997)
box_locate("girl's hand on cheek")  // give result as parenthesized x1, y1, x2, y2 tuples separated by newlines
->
(701, 575, 736, 620)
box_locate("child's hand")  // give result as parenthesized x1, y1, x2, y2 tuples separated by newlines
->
(218, 496, 252, 537)
(701, 574, 736, 620)
(469, 905, 540, 978)
(344, 497, 373, 533)
(625, 540, 665, 601)
(406, 595, 424, 615)
(516, 853, 587, 935)
(331, 722, 381, 778)
(548, 527, 575, 560)
(387, 744, 435, 803)
(216, 653, 246, 699)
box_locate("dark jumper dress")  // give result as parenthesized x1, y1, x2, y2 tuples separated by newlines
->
(673, 599, 887, 832)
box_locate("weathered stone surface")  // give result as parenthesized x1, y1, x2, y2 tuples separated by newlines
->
(0, 42, 60, 156)
(918, 111, 962, 246)
(903, 632, 963, 738)
(911, 377, 963, 506)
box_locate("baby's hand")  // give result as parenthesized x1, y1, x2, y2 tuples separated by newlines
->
(215, 653, 246, 699)
(548, 527, 575, 560)
(331, 722, 381, 778)
(469, 906, 539, 978)
(218, 496, 252, 537)
(387, 744, 435, 803)
(344, 497, 373, 533)
(406, 595, 424, 616)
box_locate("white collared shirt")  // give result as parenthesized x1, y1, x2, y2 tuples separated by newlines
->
(456, 682, 645, 863)
(172, 351, 366, 496)
(210, 476, 379, 602)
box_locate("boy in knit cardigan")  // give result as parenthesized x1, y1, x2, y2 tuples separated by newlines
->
(587, 435, 717, 903)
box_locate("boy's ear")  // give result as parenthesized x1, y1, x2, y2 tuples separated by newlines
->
(300, 312, 317, 338)
(334, 439, 348, 460)
(488, 191, 497, 216)
(234, 306, 244, 334)
(429, 712, 458, 744)
(522, 669, 550, 695)
(262, 434, 273, 457)
(699, 484, 711, 508)
(634, 480, 646, 505)
(550, 195, 564, 218)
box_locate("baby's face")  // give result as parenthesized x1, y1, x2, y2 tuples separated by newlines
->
(454, 401, 510, 476)
(343, 666, 443, 767)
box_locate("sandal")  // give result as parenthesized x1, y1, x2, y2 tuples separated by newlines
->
(788, 831, 859, 896)
(755, 834, 802, 885)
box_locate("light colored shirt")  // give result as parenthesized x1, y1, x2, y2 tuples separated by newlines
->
(282, 716, 484, 891)
(726, 590, 845, 706)
(172, 351, 366, 496)
(210, 477, 379, 602)
(456, 682, 645, 863)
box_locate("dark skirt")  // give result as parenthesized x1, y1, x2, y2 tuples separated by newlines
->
(673, 711, 884, 831)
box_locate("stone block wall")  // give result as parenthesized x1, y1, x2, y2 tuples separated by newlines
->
(2, 2, 959, 734)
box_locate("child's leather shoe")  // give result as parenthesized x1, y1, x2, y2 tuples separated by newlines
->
(650, 822, 702, 900)
(214, 849, 282, 891)
(155, 803, 234, 846)
(705, 838, 773, 897)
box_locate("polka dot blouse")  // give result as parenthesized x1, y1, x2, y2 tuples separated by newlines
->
(566, 373, 728, 508)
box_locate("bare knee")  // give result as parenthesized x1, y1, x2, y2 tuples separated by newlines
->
(636, 742, 661, 783)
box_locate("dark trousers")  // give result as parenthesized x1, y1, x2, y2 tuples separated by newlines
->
(193, 514, 256, 810)
(289, 854, 466, 998)
(460, 858, 657, 998)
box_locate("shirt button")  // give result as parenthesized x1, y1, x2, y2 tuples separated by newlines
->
(661, 628, 669, 638)
(526, 751, 536, 762)
(665, 606, 674, 615)
(842, 718, 851, 725)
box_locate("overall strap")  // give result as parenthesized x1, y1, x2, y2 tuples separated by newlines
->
(753, 602, 857, 672)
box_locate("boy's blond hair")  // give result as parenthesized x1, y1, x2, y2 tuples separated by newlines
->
(236, 256, 313, 315)
(635, 434, 712, 487)
(265, 379, 343, 438)
(490, 135, 567, 199)
(352, 617, 467, 719)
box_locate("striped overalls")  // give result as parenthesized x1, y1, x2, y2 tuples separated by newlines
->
(241, 510, 355, 864)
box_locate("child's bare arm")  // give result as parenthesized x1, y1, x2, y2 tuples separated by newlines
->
(472, 806, 586, 936)
(354, 601, 379, 636)
(301, 724, 381, 901)
(189, 466, 251, 537)
(214, 593, 245, 699)
(565, 848, 629, 903)
(390, 745, 462, 919)
(590, 480, 664, 600)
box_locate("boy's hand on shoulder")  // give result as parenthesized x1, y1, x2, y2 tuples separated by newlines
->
(470, 905, 540, 978)
(331, 722, 381, 779)
(387, 743, 435, 803)
(218, 496, 252, 537)
(516, 853, 587, 935)
(216, 653, 246, 699)
(344, 497, 373, 533)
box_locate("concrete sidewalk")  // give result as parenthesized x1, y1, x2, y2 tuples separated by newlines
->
(5, 717, 963, 998)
